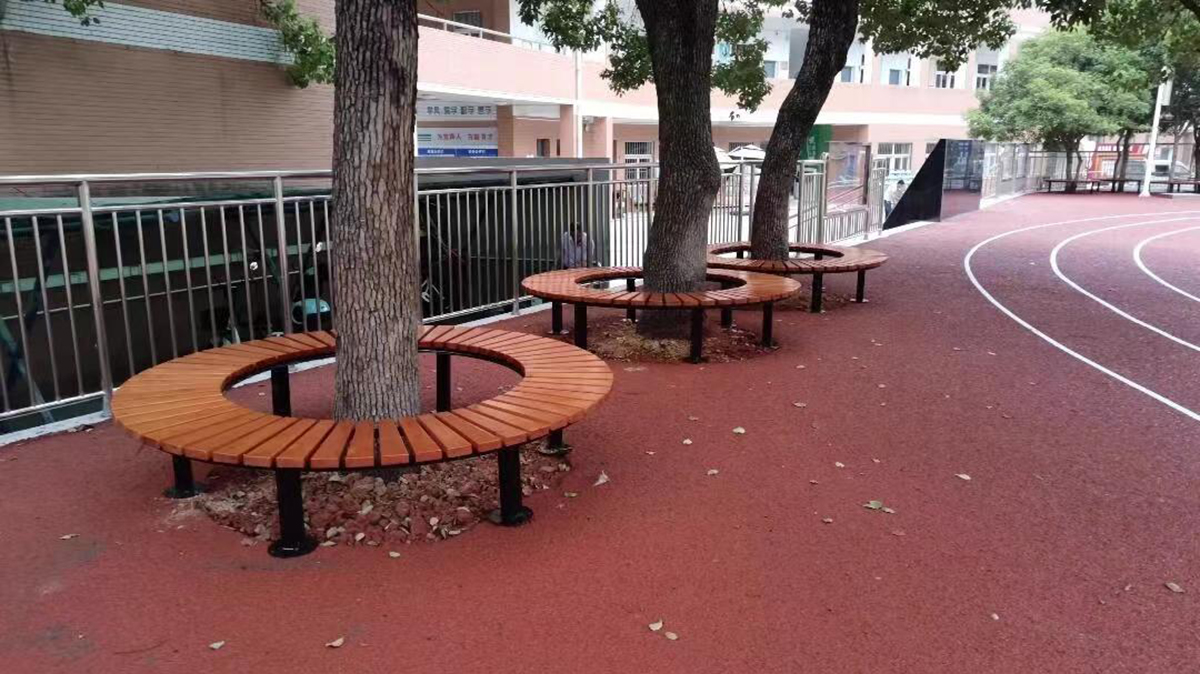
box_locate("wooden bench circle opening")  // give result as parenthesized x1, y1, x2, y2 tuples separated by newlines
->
(112, 327, 612, 557)
(706, 241, 888, 312)
(520, 266, 801, 362)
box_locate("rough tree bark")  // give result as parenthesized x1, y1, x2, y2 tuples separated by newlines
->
(636, 0, 723, 336)
(331, 0, 423, 420)
(750, 0, 859, 261)
(1116, 129, 1132, 190)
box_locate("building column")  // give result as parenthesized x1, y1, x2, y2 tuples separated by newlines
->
(496, 105, 517, 158)
(558, 104, 578, 158)
(583, 116, 614, 160)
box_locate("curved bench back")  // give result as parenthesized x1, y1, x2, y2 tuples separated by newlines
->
(521, 266, 800, 308)
(707, 242, 888, 274)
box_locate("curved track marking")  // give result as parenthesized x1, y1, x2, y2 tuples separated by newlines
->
(1133, 225, 1200, 304)
(1049, 217, 1200, 353)
(964, 210, 1200, 423)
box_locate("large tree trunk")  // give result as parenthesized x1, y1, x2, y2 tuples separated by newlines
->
(750, 0, 859, 261)
(330, 0, 422, 420)
(1116, 129, 1132, 191)
(635, 0, 723, 336)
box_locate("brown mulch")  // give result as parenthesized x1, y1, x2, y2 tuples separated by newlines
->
(576, 316, 770, 363)
(189, 441, 570, 549)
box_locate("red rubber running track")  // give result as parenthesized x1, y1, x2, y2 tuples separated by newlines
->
(0, 194, 1197, 673)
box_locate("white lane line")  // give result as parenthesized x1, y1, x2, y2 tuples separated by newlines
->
(1049, 217, 1200, 353)
(1133, 225, 1200, 304)
(964, 210, 1200, 423)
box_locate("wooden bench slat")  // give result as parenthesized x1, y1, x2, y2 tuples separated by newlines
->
(468, 403, 550, 436)
(416, 414, 473, 458)
(223, 417, 308, 466)
(450, 408, 527, 445)
(274, 420, 337, 468)
(343, 422, 377, 469)
(188, 414, 284, 461)
(435, 412, 502, 452)
(377, 422, 410, 466)
(398, 418, 443, 462)
(309, 421, 356, 470)
(159, 411, 267, 456)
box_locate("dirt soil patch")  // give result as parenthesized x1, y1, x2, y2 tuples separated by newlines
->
(189, 441, 569, 549)
(572, 316, 770, 362)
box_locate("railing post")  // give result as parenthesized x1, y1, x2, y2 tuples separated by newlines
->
(816, 154, 829, 244)
(273, 176, 292, 334)
(746, 162, 757, 243)
(78, 180, 115, 414)
(586, 168, 596, 264)
(736, 163, 746, 241)
(510, 170, 521, 315)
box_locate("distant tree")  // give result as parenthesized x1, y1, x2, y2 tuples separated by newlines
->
(967, 30, 1152, 183)
(1168, 65, 1200, 179)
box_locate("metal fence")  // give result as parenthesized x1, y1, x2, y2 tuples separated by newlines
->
(0, 158, 866, 427)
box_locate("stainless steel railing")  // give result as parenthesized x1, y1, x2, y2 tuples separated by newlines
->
(0, 158, 859, 425)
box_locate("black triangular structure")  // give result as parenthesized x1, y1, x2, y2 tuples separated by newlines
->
(883, 140, 945, 230)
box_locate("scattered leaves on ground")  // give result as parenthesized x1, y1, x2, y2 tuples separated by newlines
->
(956, 473, 972, 481)
(594, 471, 610, 487)
(707, 469, 720, 476)
(682, 439, 693, 446)
(792, 402, 807, 408)
(325, 637, 345, 649)
(834, 462, 845, 468)
(822, 517, 834, 524)
(687, 415, 700, 421)
(59, 534, 78, 540)
(388, 551, 401, 559)
(209, 641, 225, 651)
(649, 620, 663, 632)
(1166, 582, 1184, 594)
(664, 632, 679, 641)
(732, 427, 746, 435)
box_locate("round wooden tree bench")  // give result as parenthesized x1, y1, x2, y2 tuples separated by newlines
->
(520, 267, 801, 363)
(112, 328, 612, 558)
(707, 242, 889, 312)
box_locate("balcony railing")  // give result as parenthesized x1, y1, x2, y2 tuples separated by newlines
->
(417, 13, 560, 54)
(0, 157, 871, 428)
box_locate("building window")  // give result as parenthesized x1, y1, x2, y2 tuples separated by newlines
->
(840, 65, 855, 83)
(877, 142, 912, 172)
(888, 69, 903, 85)
(536, 138, 551, 158)
(976, 64, 998, 90)
(764, 61, 777, 79)
(452, 11, 484, 27)
(624, 141, 654, 179)
(934, 65, 956, 89)
(925, 142, 938, 154)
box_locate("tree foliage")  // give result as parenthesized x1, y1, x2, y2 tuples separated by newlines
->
(967, 30, 1153, 152)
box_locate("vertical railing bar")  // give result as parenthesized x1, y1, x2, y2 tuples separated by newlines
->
(156, 210, 179, 359)
(218, 207, 237, 343)
(454, 191, 464, 313)
(237, 206, 255, 340)
(256, 204, 273, 335)
(509, 170, 520, 314)
(272, 176, 292, 334)
(199, 208, 218, 348)
(5, 216, 36, 408)
(323, 199, 335, 313)
(421, 194, 433, 319)
(77, 181, 114, 413)
(307, 200, 321, 331)
(134, 210, 158, 366)
(179, 207, 199, 353)
(31, 216, 62, 400)
(55, 214, 84, 394)
(292, 201, 306, 331)
(110, 212, 135, 377)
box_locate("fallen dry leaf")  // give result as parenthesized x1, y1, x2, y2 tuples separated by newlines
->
(792, 402, 807, 408)
(732, 427, 746, 435)
(834, 462, 845, 468)
(681, 439, 693, 446)
(325, 637, 345, 648)
(59, 534, 79, 540)
(563, 491, 579, 498)
(822, 517, 833, 524)
(649, 620, 664, 632)
(388, 551, 401, 559)
(664, 632, 679, 641)
(990, 613, 1000, 621)
(209, 641, 225, 651)
(956, 473, 972, 481)
(645, 451, 656, 456)
(1166, 582, 1185, 594)
(687, 416, 700, 421)
(706, 469, 719, 476)
(594, 472, 610, 487)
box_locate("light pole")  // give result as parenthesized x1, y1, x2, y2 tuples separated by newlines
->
(1140, 79, 1173, 197)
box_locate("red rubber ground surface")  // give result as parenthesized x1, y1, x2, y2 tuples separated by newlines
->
(1, 194, 1198, 673)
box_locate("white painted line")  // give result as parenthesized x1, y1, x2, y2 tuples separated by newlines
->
(1133, 225, 1200, 305)
(964, 209, 1200, 423)
(1049, 217, 1200, 353)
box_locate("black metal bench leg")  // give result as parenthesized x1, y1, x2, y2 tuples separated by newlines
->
(810, 274, 824, 313)
(551, 301, 563, 335)
(269, 469, 317, 558)
(163, 455, 201, 499)
(271, 365, 291, 416)
(539, 428, 572, 457)
(489, 447, 532, 526)
(436, 352, 451, 412)
(855, 270, 867, 303)
(761, 302, 775, 348)
(626, 279, 637, 322)
(736, 250, 744, 259)
(720, 281, 733, 328)
(574, 303, 588, 349)
(688, 308, 705, 364)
